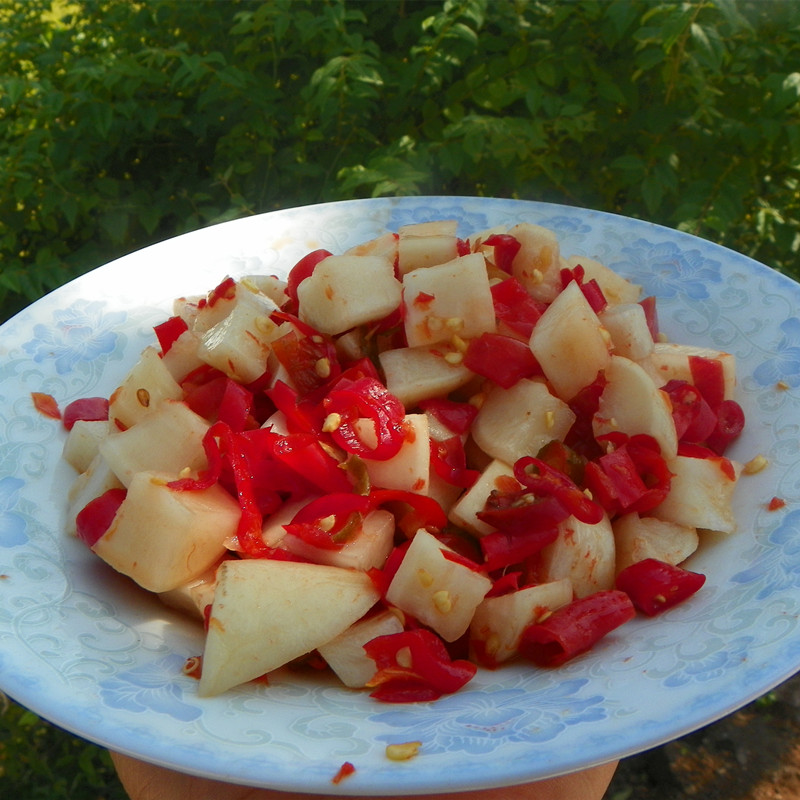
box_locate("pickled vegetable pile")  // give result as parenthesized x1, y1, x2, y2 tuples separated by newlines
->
(60, 219, 745, 702)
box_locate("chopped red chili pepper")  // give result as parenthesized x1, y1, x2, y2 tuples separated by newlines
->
(519, 590, 635, 667)
(463, 333, 542, 389)
(364, 628, 477, 702)
(616, 558, 706, 616)
(417, 397, 478, 436)
(490, 277, 546, 339)
(153, 315, 188, 354)
(513, 456, 604, 525)
(285, 249, 332, 308)
(324, 377, 406, 461)
(483, 233, 521, 273)
(62, 397, 110, 430)
(76, 488, 127, 547)
(31, 392, 61, 421)
(704, 399, 745, 455)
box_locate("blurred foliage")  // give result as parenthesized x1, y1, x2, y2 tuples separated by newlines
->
(1, 0, 799, 320)
(0, 693, 125, 799)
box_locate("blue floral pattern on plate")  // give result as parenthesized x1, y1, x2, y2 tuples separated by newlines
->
(1, 196, 799, 795)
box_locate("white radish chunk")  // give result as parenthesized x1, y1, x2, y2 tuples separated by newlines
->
(62, 419, 111, 473)
(297, 254, 402, 336)
(378, 344, 475, 409)
(529, 280, 611, 402)
(92, 470, 240, 593)
(600, 303, 655, 361)
(448, 459, 520, 537)
(198, 285, 282, 384)
(537, 513, 616, 598)
(397, 220, 460, 274)
(109, 346, 183, 429)
(509, 223, 562, 303)
(613, 512, 699, 573)
(198, 560, 379, 696)
(593, 355, 678, 459)
(386, 529, 492, 642)
(318, 610, 405, 688)
(470, 578, 573, 665)
(651, 454, 741, 534)
(403, 252, 495, 348)
(99, 399, 210, 487)
(471, 379, 576, 466)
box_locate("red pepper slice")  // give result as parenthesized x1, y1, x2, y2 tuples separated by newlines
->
(369, 488, 448, 535)
(417, 397, 478, 436)
(265, 380, 325, 435)
(364, 629, 477, 702)
(519, 590, 635, 667)
(271, 327, 341, 397)
(62, 397, 110, 430)
(479, 525, 560, 572)
(513, 457, 604, 525)
(285, 249, 332, 308)
(430, 436, 480, 489)
(639, 296, 659, 341)
(324, 377, 406, 461)
(560, 265, 608, 314)
(76, 488, 127, 547)
(154, 315, 188, 355)
(463, 333, 542, 389)
(270, 432, 353, 495)
(283, 493, 373, 549)
(689, 355, 726, 410)
(616, 558, 706, 616)
(662, 380, 716, 444)
(483, 233, 521, 273)
(31, 392, 62, 421)
(704, 399, 745, 455)
(490, 278, 546, 339)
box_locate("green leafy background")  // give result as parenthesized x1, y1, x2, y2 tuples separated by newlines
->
(1, 0, 799, 796)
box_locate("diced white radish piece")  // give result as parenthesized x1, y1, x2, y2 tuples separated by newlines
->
(599, 303, 655, 361)
(593, 355, 678, 459)
(386, 529, 492, 641)
(317, 609, 405, 688)
(448, 459, 520, 537)
(109, 346, 184, 429)
(282, 509, 395, 571)
(379, 344, 475, 409)
(62, 419, 111, 473)
(509, 223, 562, 303)
(471, 379, 576, 466)
(260, 498, 308, 549)
(563, 254, 642, 305)
(651, 454, 741, 534)
(537, 513, 616, 598)
(403, 253, 496, 348)
(297, 254, 402, 336)
(345, 231, 399, 263)
(66, 453, 124, 537)
(198, 559, 380, 696)
(172, 295, 203, 329)
(426, 470, 465, 516)
(158, 559, 225, 620)
(613, 512, 699, 573)
(99, 400, 209, 487)
(397, 220, 460, 274)
(188, 284, 238, 334)
(470, 578, 573, 665)
(160, 328, 205, 383)
(354, 414, 430, 493)
(647, 343, 737, 399)
(240, 274, 288, 307)
(529, 280, 611, 402)
(93, 470, 240, 593)
(197, 286, 281, 384)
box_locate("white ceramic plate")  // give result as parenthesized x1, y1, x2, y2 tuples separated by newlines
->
(2, 197, 799, 796)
